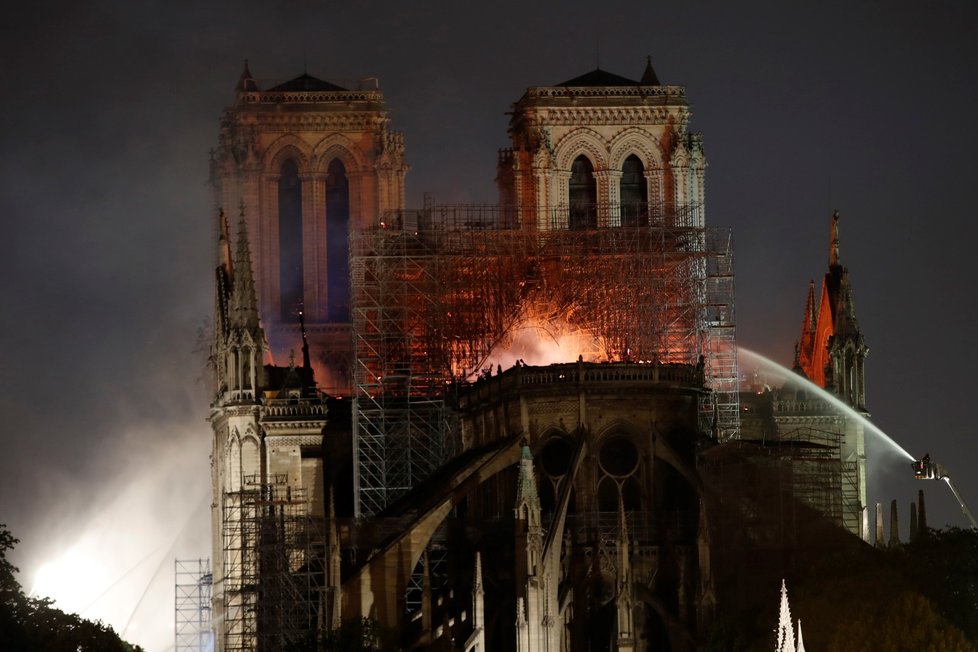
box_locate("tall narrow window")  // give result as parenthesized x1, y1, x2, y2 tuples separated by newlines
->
(326, 158, 350, 322)
(568, 155, 597, 229)
(278, 159, 303, 321)
(620, 155, 648, 227)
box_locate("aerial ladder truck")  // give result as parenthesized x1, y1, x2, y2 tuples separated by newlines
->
(912, 454, 978, 531)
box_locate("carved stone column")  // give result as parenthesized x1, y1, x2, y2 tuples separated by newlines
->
(597, 170, 622, 227)
(262, 172, 281, 321)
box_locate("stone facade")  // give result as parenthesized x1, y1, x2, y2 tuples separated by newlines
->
(498, 61, 705, 230)
(211, 63, 407, 392)
(738, 211, 869, 539)
(207, 59, 865, 651)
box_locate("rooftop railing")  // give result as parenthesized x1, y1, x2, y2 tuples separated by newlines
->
(374, 202, 704, 232)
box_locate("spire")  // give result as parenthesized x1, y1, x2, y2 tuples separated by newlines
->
(219, 209, 233, 277)
(776, 580, 796, 652)
(640, 55, 661, 85)
(214, 209, 233, 343)
(236, 59, 259, 93)
(231, 207, 261, 330)
(796, 619, 806, 652)
(796, 279, 817, 376)
(616, 497, 635, 649)
(829, 209, 841, 271)
(833, 269, 862, 339)
(805, 280, 816, 335)
(474, 551, 483, 594)
(471, 552, 486, 651)
(515, 445, 541, 527)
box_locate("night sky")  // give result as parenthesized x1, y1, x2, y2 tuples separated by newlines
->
(2, 2, 976, 649)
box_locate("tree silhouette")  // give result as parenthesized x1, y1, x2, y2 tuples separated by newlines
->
(0, 524, 144, 652)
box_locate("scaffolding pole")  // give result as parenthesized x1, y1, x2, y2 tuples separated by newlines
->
(175, 558, 213, 652)
(351, 203, 739, 516)
(221, 483, 325, 651)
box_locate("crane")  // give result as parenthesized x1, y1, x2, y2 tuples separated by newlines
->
(912, 454, 978, 531)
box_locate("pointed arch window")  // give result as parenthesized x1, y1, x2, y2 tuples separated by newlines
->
(568, 155, 597, 229)
(326, 158, 350, 322)
(620, 155, 648, 227)
(278, 159, 303, 322)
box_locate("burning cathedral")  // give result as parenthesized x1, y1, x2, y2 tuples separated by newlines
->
(207, 58, 869, 651)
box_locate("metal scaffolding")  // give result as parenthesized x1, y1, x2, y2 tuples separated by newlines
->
(175, 558, 213, 652)
(222, 487, 260, 652)
(351, 203, 739, 516)
(774, 425, 848, 526)
(221, 482, 325, 651)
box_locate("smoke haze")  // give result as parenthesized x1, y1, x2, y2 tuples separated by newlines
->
(2, 2, 977, 649)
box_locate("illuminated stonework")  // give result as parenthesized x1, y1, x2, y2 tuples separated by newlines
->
(498, 60, 706, 230)
(206, 59, 868, 652)
(211, 62, 408, 392)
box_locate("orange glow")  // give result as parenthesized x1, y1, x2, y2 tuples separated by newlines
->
(463, 315, 603, 378)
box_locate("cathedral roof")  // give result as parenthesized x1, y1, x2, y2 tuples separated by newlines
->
(558, 58, 662, 87)
(267, 73, 348, 92)
(557, 68, 641, 87)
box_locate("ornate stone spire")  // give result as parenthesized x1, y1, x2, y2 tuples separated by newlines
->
(218, 208, 233, 277)
(514, 445, 541, 528)
(640, 55, 661, 85)
(515, 596, 528, 652)
(796, 279, 817, 376)
(470, 552, 486, 652)
(213, 210, 233, 345)
(833, 269, 862, 339)
(776, 580, 796, 652)
(829, 209, 841, 271)
(514, 445, 543, 652)
(616, 497, 635, 651)
(236, 59, 259, 93)
(231, 208, 260, 330)
(796, 619, 806, 652)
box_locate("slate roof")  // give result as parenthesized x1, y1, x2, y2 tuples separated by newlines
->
(557, 68, 640, 87)
(267, 73, 347, 92)
(557, 57, 662, 87)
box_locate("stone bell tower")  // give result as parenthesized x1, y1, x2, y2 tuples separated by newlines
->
(211, 61, 408, 392)
(498, 57, 706, 230)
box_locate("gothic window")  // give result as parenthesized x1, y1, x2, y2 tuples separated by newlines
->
(540, 435, 573, 477)
(568, 155, 597, 229)
(326, 159, 351, 322)
(599, 435, 639, 476)
(598, 477, 619, 512)
(621, 476, 641, 511)
(278, 159, 303, 322)
(620, 155, 648, 227)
